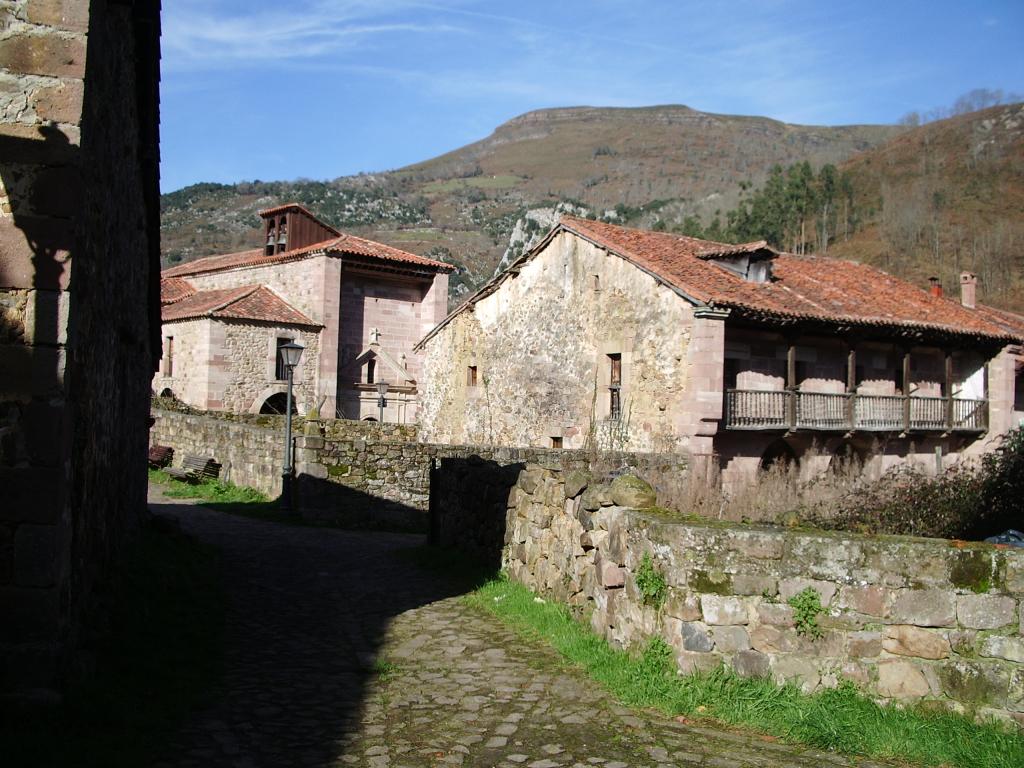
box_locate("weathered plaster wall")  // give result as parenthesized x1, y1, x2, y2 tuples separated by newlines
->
(1, 0, 160, 699)
(436, 460, 1024, 726)
(185, 255, 328, 322)
(153, 318, 211, 406)
(420, 232, 698, 452)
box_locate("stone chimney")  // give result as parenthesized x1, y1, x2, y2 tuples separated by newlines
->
(960, 272, 977, 309)
(928, 277, 943, 298)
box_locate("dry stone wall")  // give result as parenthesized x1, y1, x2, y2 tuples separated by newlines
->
(436, 458, 1024, 725)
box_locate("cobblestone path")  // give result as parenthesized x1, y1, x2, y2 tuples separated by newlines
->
(150, 490, 889, 768)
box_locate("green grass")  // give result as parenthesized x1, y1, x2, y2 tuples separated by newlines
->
(0, 522, 224, 768)
(148, 470, 425, 533)
(149, 468, 286, 520)
(466, 575, 1024, 768)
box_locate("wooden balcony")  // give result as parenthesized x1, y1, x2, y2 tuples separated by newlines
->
(725, 389, 988, 433)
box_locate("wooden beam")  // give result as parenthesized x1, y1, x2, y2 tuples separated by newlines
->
(945, 351, 954, 429)
(786, 341, 797, 428)
(846, 344, 857, 428)
(902, 349, 912, 431)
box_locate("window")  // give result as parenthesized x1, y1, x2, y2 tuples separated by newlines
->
(551, 436, 563, 449)
(467, 365, 478, 387)
(608, 353, 622, 420)
(164, 336, 173, 377)
(277, 217, 287, 252)
(275, 337, 294, 380)
(592, 274, 601, 292)
(366, 358, 376, 385)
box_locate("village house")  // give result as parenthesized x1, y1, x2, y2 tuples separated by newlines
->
(416, 216, 1024, 488)
(156, 204, 452, 421)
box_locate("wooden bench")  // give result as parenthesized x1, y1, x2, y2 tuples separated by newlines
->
(148, 444, 174, 469)
(166, 455, 221, 483)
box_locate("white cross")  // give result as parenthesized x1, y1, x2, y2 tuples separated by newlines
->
(369, 327, 381, 344)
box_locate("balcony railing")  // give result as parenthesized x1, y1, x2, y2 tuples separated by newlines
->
(725, 389, 988, 433)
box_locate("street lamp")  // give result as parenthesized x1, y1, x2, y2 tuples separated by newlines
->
(376, 380, 390, 423)
(279, 340, 304, 511)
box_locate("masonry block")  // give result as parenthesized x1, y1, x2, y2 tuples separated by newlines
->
(0, 32, 86, 78)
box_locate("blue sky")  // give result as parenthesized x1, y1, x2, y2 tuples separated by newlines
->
(160, 0, 1023, 193)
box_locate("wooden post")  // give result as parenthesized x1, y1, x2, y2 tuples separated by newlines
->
(846, 344, 857, 429)
(902, 349, 912, 432)
(944, 351, 954, 429)
(786, 341, 797, 428)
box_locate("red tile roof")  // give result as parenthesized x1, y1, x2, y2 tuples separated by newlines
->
(160, 276, 196, 305)
(161, 284, 319, 327)
(559, 216, 1013, 340)
(162, 234, 453, 279)
(972, 304, 1024, 342)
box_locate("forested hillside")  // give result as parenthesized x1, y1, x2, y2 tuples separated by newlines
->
(160, 102, 1024, 312)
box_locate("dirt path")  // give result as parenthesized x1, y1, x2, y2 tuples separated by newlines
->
(149, 488, 888, 768)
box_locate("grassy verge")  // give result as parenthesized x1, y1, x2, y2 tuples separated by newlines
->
(149, 467, 294, 523)
(1, 522, 224, 768)
(148, 470, 425, 533)
(464, 574, 1024, 768)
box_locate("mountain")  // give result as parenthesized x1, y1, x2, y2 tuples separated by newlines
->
(826, 104, 1024, 310)
(158, 103, 1024, 312)
(160, 105, 900, 302)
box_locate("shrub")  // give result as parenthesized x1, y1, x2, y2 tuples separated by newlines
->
(634, 553, 668, 608)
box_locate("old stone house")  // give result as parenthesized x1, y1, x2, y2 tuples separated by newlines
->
(156, 204, 452, 422)
(416, 216, 1024, 487)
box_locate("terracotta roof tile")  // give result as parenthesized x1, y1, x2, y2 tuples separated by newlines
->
(973, 304, 1024, 342)
(161, 234, 453, 279)
(559, 216, 1012, 340)
(161, 284, 319, 327)
(160, 276, 196, 305)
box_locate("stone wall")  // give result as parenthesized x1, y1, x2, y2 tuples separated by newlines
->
(149, 408, 686, 533)
(0, 0, 161, 700)
(436, 458, 1024, 724)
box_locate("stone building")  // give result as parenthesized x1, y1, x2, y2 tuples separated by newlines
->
(1, 1, 161, 701)
(416, 216, 1024, 487)
(157, 203, 453, 422)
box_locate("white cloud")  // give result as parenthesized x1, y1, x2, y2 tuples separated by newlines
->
(163, 0, 466, 69)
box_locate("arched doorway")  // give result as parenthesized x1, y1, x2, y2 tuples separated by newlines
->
(259, 392, 297, 415)
(760, 439, 798, 471)
(829, 440, 866, 472)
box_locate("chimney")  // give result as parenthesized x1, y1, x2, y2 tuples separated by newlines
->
(928, 276, 943, 298)
(960, 272, 977, 308)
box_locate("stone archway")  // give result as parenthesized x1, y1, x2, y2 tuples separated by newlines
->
(250, 385, 302, 416)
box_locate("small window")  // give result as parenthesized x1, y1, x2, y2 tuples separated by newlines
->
(551, 436, 563, 449)
(366, 358, 376, 385)
(164, 336, 174, 377)
(608, 353, 622, 420)
(592, 274, 601, 292)
(275, 337, 294, 380)
(467, 365, 478, 387)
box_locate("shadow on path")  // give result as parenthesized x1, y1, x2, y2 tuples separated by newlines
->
(148, 489, 481, 768)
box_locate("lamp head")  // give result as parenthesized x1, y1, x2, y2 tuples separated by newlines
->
(279, 340, 304, 369)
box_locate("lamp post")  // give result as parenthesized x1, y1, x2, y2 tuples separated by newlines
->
(376, 380, 390, 423)
(279, 340, 304, 511)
